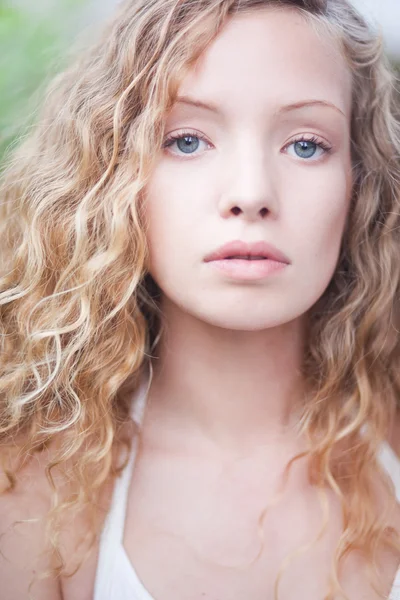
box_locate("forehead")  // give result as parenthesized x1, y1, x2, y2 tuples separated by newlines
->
(176, 8, 352, 120)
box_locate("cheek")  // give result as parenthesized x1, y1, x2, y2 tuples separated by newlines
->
(143, 164, 206, 274)
(286, 162, 352, 277)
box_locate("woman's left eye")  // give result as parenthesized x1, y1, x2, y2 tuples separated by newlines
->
(284, 137, 332, 161)
(163, 132, 211, 157)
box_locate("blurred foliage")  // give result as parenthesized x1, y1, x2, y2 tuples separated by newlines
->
(0, 0, 87, 163)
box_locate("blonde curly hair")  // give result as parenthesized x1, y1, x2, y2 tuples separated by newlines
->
(1, 0, 400, 598)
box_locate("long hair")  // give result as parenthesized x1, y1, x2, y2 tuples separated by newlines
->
(1, 0, 399, 598)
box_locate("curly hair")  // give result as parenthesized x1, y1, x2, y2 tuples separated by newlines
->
(1, 0, 400, 598)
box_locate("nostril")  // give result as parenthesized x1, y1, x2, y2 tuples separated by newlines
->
(260, 207, 268, 217)
(232, 207, 241, 215)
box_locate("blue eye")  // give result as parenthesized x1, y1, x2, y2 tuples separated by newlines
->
(294, 141, 317, 158)
(163, 131, 211, 157)
(175, 135, 200, 154)
(286, 136, 331, 161)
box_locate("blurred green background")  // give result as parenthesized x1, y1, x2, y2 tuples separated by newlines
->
(0, 0, 89, 162)
(0, 0, 399, 165)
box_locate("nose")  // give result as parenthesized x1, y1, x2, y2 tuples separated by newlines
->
(218, 142, 278, 222)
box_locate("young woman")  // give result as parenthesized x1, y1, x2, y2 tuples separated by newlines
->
(1, 0, 400, 599)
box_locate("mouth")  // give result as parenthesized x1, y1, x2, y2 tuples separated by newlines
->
(205, 255, 288, 281)
(204, 240, 290, 265)
(203, 240, 290, 281)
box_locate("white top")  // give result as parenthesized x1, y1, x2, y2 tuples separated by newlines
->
(94, 368, 400, 600)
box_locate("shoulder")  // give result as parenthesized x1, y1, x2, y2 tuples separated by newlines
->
(0, 424, 130, 600)
(58, 471, 115, 600)
(0, 449, 62, 600)
(0, 442, 116, 600)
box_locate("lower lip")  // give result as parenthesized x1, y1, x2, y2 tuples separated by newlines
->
(206, 258, 288, 281)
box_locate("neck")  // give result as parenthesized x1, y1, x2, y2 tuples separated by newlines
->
(147, 296, 307, 456)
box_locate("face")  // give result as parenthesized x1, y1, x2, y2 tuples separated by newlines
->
(143, 8, 353, 331)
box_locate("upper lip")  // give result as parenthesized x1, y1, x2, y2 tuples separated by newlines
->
(204, 240, 290, 263)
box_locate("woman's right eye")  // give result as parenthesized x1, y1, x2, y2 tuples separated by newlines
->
(162, 132, 212, 158)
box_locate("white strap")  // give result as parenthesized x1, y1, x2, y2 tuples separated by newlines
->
(94, 364, 152, 599)
(378, 440, 400, 503)
(390, 568, 400, 600)
(113, 363, 153, 543)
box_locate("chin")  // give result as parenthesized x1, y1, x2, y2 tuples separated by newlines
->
(161, 282, 325, 331)
(187, 304, 303, 331)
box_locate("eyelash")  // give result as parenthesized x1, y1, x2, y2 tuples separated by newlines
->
(288, 134, 332, 154)
(163, 130, 211, 156)
(162, 129, 333, 160)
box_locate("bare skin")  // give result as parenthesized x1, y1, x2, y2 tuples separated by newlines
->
(0, 458, 62, 600)
(1, 7, 400, 600)
(1, 412, 399, 600)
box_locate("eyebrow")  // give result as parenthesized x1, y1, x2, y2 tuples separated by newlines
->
(174, 95, 346, 118)
(276, 99, 346, 118)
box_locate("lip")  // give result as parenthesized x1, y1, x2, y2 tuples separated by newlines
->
(204, 240, 290, 264)
(204, 240, 290, 281)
